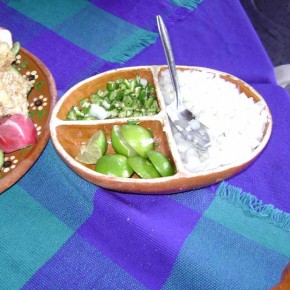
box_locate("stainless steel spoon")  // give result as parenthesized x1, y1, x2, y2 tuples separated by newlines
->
(156, 15, 210, 150)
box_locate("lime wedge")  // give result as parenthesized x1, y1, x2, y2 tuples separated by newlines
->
(120, 124, 154, 157)
(75, 147, 102, 164)
(111, 125, 138, 157)
(95, 154, 133, 177)
(75, 130, 107, 164)
(146, 150, 174, 177)
(75, 145, 102, 164)
(86, 130, 107, 155)
(127, 156, 160, 179)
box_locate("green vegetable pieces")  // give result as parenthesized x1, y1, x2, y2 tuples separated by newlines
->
(66, 75, 160, 121)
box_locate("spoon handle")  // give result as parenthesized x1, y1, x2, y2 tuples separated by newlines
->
(156, 15, 181, 108)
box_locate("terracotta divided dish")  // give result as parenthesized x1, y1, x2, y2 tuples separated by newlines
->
(50, 66, 272, 194)
(0, 48, 57, 193)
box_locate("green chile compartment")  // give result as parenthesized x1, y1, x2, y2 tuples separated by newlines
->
(57, 67, 160, 120)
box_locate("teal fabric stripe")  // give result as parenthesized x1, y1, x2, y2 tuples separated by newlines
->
(204, 183, 290, 257)
(217, 182, 290, 231)
(101, 28, 158, 63)
(169, 0, 204, 10)
(163, 216, 288, 289)
(0, 185, 73, 289)
(7, 0, 158, 63)
(7, 0, 89, 28)
(54, 4, 158, 63)
(18, 141, 96, 231)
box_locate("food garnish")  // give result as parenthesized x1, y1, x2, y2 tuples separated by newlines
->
(0, 114, 37, 153)
(66, 75, 160, 121)
(95, 154, 134, 178)
(75, 130, 107, 164)
(159, 69, 269, 173)
(75, 124, 175, 179)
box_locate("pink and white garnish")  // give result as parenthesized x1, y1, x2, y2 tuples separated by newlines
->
(0, 114, 37, 153)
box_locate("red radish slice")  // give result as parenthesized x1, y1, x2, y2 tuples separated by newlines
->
(0, 114, 37, 153)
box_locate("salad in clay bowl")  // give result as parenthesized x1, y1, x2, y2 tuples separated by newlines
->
(0, 27, 37, 169)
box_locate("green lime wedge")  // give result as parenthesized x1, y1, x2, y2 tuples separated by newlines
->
(120, 124, 154, 157)
(86, 130, 107, 155)
(95, 154, 133, 178)
(75, 130, 107, 164)
(75, 144, 102, 164)
(127, 156, 160, 179)
(146, 150, 174, 177)
(111, 125, 138, 157)
(0, 150, 4, 168)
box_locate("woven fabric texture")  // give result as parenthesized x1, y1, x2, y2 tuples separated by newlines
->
(0, 0, 290, 289)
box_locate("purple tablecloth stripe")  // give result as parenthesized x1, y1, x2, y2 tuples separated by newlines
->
(77, 188, 201, 289)
(1, 0, 289, 289)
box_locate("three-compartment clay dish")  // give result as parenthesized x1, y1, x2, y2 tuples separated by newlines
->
(50, 66, 272, 194)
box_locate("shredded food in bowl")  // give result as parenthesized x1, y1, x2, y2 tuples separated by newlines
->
(0, 42, 32, 117)
(0, 28, 38, 167)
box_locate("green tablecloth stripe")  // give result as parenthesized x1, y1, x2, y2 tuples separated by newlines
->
(204, 182, 290, 257)
(0, 185, 74, 289)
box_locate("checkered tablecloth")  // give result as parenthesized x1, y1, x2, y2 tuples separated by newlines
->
(0, 0, 290, 289)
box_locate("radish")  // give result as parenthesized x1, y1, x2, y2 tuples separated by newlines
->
(0, 114, 37, 153)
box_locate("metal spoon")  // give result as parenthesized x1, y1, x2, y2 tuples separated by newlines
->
(156, 15, 210, 150)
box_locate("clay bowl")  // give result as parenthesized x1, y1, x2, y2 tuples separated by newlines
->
(50, 66, 272, 194)
(0, 48, 57, 194)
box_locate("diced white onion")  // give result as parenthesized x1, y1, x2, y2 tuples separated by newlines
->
(159, 69, 269, 173)
(188, 119, 200, 130)
(90, 104, 111, 120)
(140, 78, 148, 86)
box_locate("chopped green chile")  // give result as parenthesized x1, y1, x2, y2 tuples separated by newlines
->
(65, 75, 160, 120)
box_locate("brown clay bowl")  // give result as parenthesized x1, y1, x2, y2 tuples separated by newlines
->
(0, 48, 57, 194)
(271, 262, 290, 289)
(50, 66, 272, 194)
